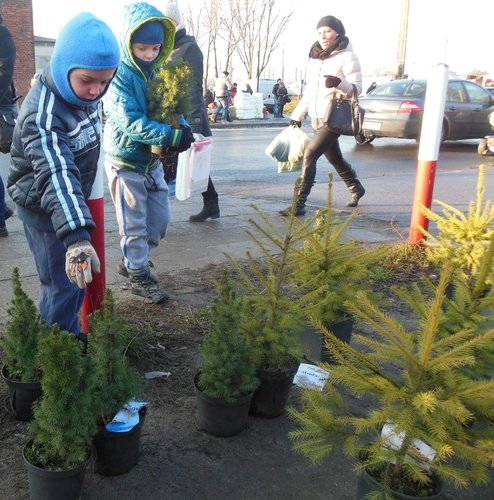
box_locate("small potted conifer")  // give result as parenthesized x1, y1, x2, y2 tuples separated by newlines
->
(414, 163, 494, 382)
(147, 59, 192, 154)
(23, 324, 97, 500)
(88, 289, 145, 476)
(1, 267, 47, 420)
(227, 180, 310, 417)
(289, 258, 494, 499)
(291, 174, 384, 363)
(194, 270, 259, 436)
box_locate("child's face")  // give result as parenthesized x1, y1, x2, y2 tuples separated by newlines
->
(69, 68, 116, 101)
(131, 43, 161, 62)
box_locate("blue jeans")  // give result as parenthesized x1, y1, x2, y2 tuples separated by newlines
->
(23, 223, 85, 334)
(273, 97, 280, 117)
(213, 96, 229, 122)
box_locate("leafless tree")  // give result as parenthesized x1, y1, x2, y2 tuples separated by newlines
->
(229, 0, 293, 88)
(183, 4, 201, 40)
(181, 0, 292, 91)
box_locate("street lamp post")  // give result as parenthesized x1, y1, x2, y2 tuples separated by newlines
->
(396, 0, 410, 79)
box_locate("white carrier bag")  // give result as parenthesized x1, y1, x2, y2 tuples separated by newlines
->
(175, 134, 213, 201)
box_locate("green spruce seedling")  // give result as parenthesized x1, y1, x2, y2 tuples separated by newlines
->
(293, 173, 384, 326)
(26, 324, 97, 470)
(147, 59, 193, 128)
(227, 178, 310, 371)
(88, 289, 144, 425)
(420, 164, 494, 284)
(198, 270, 258, 402)
(289, 261, 494, 498)
(1, 267, 47, 382)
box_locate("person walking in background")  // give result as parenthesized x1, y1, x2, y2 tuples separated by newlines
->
(204, 87, 214, 107)
(163, 0, 220, 222)
(0, 13, 17, 237)
(366, 81, 377, 94)
(229, 82, 237, 107)
(243, 83, 254, 95)
(275, 80, 289, 118)
(281, 15, 364, 216)
(103, 2, 193, 303)
(212, 70, 232, 123)
(272, 78, 281, 117)
(7, 13, 120, 336)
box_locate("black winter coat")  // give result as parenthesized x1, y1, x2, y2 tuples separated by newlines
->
(168, 29, 211, 138)
(0, 16, 16, 104)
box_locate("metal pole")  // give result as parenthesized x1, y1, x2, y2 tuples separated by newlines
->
(396, 0, 410, 79)
(81, 157, 106, 332)
(409, 63, 449, 246)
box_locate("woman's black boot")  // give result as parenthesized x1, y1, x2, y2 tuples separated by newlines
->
(189, 198, 220, 222)
(346, 180, 365, 207)
(336, 164, 365, 207)
(279, 180, 314, 216)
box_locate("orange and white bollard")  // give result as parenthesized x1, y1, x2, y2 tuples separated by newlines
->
(409, 63, 449, 246)
(81, 158, 106, 332)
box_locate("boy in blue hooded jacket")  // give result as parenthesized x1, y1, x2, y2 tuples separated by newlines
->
(7, 13, 120, 338)
(103, 2, 193, 304)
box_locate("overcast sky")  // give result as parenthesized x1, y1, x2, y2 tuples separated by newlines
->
(32, 0, 493, 82)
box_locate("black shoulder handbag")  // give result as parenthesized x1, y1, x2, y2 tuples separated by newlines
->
(0, 83, 19, 154)
(325, 85, 364, 136)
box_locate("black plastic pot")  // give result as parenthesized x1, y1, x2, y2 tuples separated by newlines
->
(193, 372, 254, 437)
(356, 469, 443, 499)
(1, 365, 42, 421)
(23, 441, 92, 500)
(321, 316, 354, 364)
(293, 316, 354, 364)
(249, 364, 298, 418)
(93, 407, 146, 476)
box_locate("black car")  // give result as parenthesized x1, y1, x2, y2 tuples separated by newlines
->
(356, 79, 494, 145)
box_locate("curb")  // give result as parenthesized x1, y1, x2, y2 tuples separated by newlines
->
(210, 118, 290, 129)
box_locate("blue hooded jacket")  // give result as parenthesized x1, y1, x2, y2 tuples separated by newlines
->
(8, 13, 120, 247)
(103, 2, 189, 172)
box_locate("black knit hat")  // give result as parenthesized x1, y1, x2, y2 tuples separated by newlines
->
(316, 15, 345, 36)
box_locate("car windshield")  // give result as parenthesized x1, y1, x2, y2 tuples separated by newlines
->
(371, 80, 427, 98)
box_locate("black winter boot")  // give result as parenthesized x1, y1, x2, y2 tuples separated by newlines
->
(346, 180, 365, 207)
(336, 164, 365, 207)
(189, 198, 220, 222)
(279, 180, 313, 217)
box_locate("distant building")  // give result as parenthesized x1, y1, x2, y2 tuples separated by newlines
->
(34, 36, 55, 75)
(2, 0, 35, 102)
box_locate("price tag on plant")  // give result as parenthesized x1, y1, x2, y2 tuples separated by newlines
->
(293, 363, 330, 390)
(381, 423, 436, 470)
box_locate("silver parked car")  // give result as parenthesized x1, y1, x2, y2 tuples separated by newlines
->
(356, 79, 494, 145)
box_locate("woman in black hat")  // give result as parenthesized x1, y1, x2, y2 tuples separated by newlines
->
(281, 15, 364, 215)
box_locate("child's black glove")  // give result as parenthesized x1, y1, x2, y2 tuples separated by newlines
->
(176, 127, 194, 153)
(324, 75, 341, 88)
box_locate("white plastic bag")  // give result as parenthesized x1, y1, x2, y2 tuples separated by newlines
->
(265, 126, 293, 162)
(288, 127, 310, 163)
(265, 125, 309, 164)
(176, 135, 213, 201)
(277, 159, 303, 173)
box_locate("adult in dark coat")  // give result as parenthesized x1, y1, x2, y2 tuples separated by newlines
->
(163, 0, 220, 222)
(0, 13, 17, 236)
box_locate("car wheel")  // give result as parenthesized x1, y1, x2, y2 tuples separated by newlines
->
(440, 121, 448, 144)
(355, 133, 374, 145)
(415, 121, 448, 145)
(478, 139, 488, 156)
